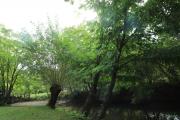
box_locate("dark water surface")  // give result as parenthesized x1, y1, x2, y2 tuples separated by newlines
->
(104, 107, 180, 120)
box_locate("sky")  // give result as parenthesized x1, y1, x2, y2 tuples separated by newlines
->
(0, 0, 97, 32)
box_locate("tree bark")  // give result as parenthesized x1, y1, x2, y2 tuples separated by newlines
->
(82, 70, 100, 116)
(95, 3, 129, 119)
(82, 55, 101, 116)
(1, 69, 5, 97)
(96, 49, 121, 120)
(48, 84, 62, 109)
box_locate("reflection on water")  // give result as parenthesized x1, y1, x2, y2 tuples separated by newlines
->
(146, 112, 180, 120)
(104, 108, 180, 120)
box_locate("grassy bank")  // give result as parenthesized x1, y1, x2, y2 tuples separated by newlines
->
(0, 106, 86, 120)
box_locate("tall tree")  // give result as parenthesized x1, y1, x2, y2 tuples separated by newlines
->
(0, 25, 24, 103)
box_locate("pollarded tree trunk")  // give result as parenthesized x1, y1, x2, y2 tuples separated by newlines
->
(48, 84, 62, 109)
(5, 90, 12, 104)
(4, 82, 16, 104)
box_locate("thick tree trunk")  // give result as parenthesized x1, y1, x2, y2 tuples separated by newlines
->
(5, 90, 12, 104)
(82, 56, 101, 116)
(48, 84, 62, 109)
(4, 85, 14, 104)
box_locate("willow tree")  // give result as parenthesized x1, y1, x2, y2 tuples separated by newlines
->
(23, 23, 71, 108)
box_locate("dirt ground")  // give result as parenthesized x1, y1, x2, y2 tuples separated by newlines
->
(11, 100, 67, 106)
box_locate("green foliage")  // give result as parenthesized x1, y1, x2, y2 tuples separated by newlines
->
(0, 25, 26, 102)
(139, 0, 180, 35)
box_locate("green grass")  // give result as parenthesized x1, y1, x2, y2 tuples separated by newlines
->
(0, 106, 86, 120)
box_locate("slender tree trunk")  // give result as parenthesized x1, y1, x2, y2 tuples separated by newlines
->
(82, 21, 106, 116)
(82, 71, 100, 116)
(82, 56, 101, 116)
(96, 50, 121, 120)
(48, 84, 62, 109)
(95, 3, 129, 119)
(67, 78, 73, 94)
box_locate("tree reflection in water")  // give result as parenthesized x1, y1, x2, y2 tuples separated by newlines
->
(145, 112, 179, 120)
(103, 108, 180, 120)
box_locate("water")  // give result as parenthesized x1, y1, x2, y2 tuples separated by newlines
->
(104, 108, 180, 120)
